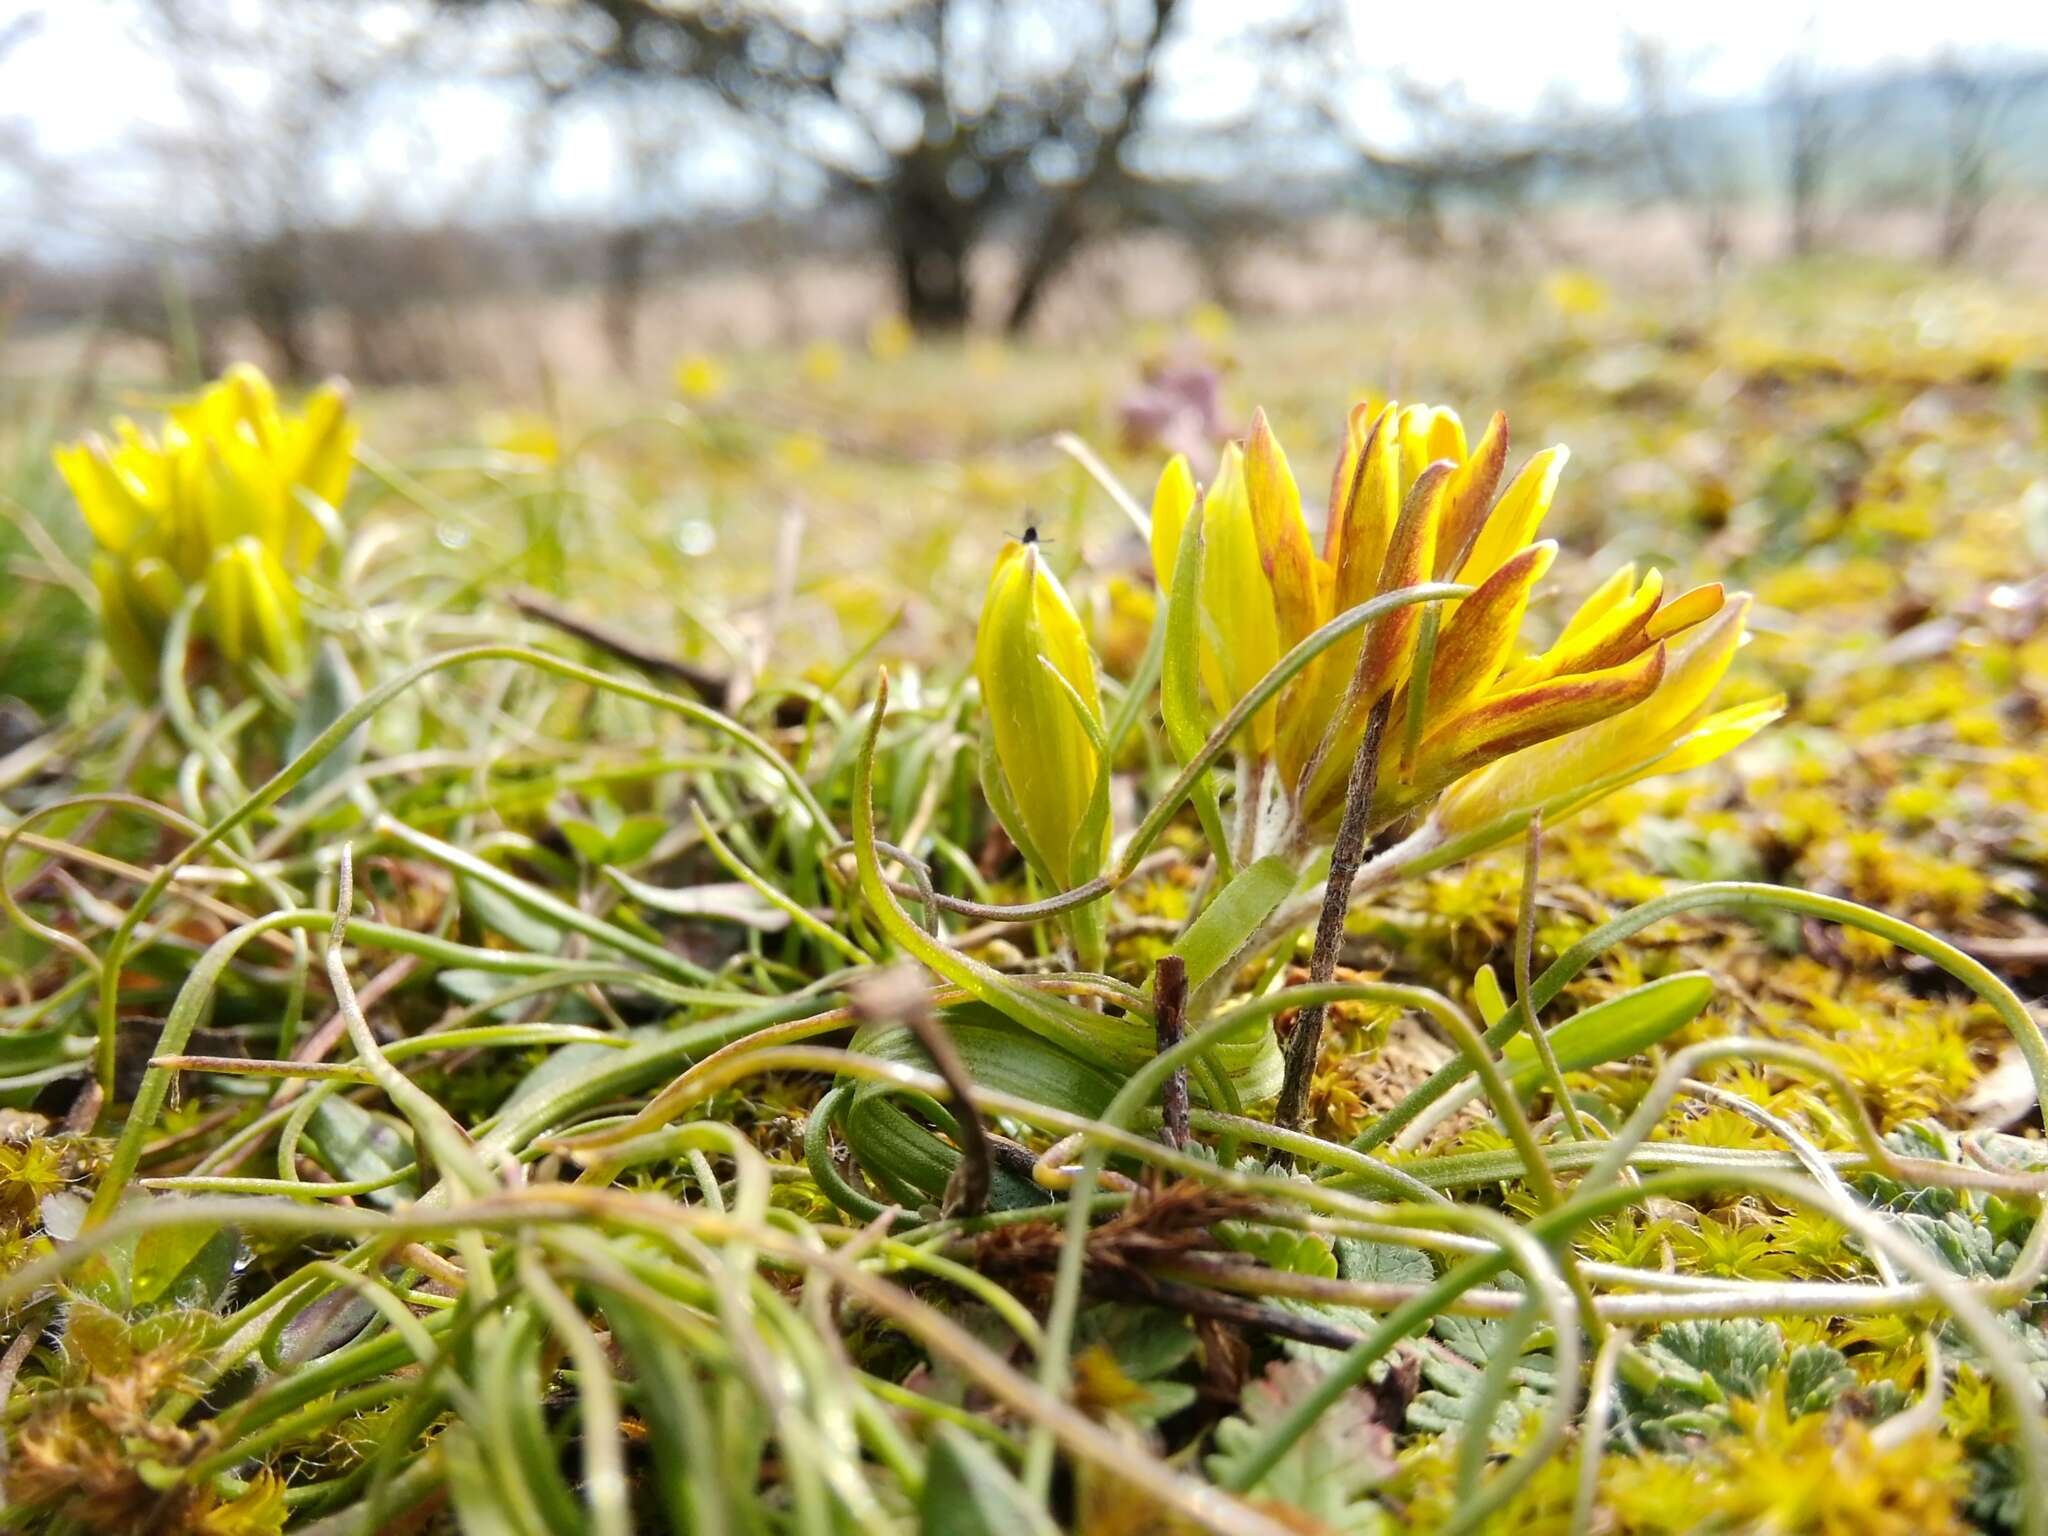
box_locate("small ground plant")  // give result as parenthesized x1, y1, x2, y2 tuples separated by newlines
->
(2, 290, 2045, 1535)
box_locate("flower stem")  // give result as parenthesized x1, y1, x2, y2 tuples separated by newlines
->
(1273, 693, 1393, 1141)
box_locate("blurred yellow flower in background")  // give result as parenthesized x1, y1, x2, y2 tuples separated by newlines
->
(801, 340, 846, 385)
(777, 433, 827, 475)
(1543, 268, 1611, 318)
(483, 413, 561, 466)
(674, 353, 728, 402)
(867, 314, 914, 362)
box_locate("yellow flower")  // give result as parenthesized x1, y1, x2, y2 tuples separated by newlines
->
(1542, 268, 1610, 318)
(1149, 396, 1772, 856)
(1429, 592, 1780, 843)
(974, 537, 1107, 890)
(1189, 302, 1233, 347)
(54, 364, 353, 688)
(482, 413, 560, 465)
(674, 353, 727, 402)
(777, 433, 827, 476)
(867, 315, 914, 362)
(800, 340, 845, 385)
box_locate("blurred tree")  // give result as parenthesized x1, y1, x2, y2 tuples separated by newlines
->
(140, 0, 430, 379)
(1771, 41, 1841, 260)
(1929, 51, 2048, 265)
(453, 0, 1185, 334)
(1620, 34, 1739, 280)
(0, 9, 55, 319)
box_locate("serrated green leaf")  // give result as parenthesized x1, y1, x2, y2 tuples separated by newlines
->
(1207, 1358, 1393, 1535)
(1784, 1344, 1856, 1416)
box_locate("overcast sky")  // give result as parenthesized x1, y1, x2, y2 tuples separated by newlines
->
(7, 0, 2046, 240)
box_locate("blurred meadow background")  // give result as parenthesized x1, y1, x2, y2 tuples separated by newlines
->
(7, 0, 2047, 954)
(5, 3, 2048, 1533)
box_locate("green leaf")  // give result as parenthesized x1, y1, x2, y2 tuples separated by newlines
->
(1159, 493, 1235, 880)
(458, 874, 562, 954)
(1408, 1312, 1556, 1445)
(69, 1207, 240, 1316)
(605, 868, 792, 932)
(608, 813, 668, 866)
(1471, 964, 1508, 1027)
(1501, 970, 1715, 1090)
(305, 1095, 420, 1209)
(1337, 1237, 1435, 1287)
(283, 640, 364, 805)
(1207, 1358, 1393, 1535)
(1176, 853, 1299, 992)
(559, 817, 613, 866)
(1218, 1218, 1337, 1279)
(921, 1426, 1061, 1536)
(843, 1005, 1117, 1208)
(1644, 1318, 1782, 1400)
(1784, 1344, 1856, 1417)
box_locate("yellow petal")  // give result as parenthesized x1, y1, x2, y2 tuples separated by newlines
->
(286, 380, 357, 534)
(1505, 567, 1664, 688)
(1243, 408, 1320, 649)
(1645, 581, 1725, 642)
(1326, 403, 1399, 616)
(1435, 410, 1509, 580)
(1398, 404, 1465, 497)
(1641, 695, 1783, 777)
(1199, 444, 1282, 749)
(54, 439, 150, 554)
(1416, 642, 1667, 794)
(1457, 446, 1568, 589)
(1149, 454, 1197, 591)
(1436, 595, 1756, 834)
(1426, 540, 1556, 718)
(1358, 458, 1447, 698)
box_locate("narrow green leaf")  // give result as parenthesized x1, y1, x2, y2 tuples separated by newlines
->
(283, 640, 364, 805)
(1176, 853, 1300, 991)
(1500, 971, 1715, 1090)
(1160, 493, 1235, 882)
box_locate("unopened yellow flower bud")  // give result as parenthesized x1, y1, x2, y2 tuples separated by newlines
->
(975, 537, 1108, 889)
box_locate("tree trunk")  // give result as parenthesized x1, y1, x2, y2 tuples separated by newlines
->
(887, 180, 975, 333)
(603, 223, 649, 372)
(239, 230, 315, 381)
(1005, 201, 1085, 335)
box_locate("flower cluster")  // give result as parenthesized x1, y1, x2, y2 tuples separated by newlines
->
(977, 395, 1778, 907)
(55, 364, 355, 690)
(1145, 400, 1776, 861)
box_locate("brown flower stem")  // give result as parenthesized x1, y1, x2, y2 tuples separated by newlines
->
(1273, 692, 1395, 1142)
(506, 586, 809, 727)
(1153, 955, 1191, 1150)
